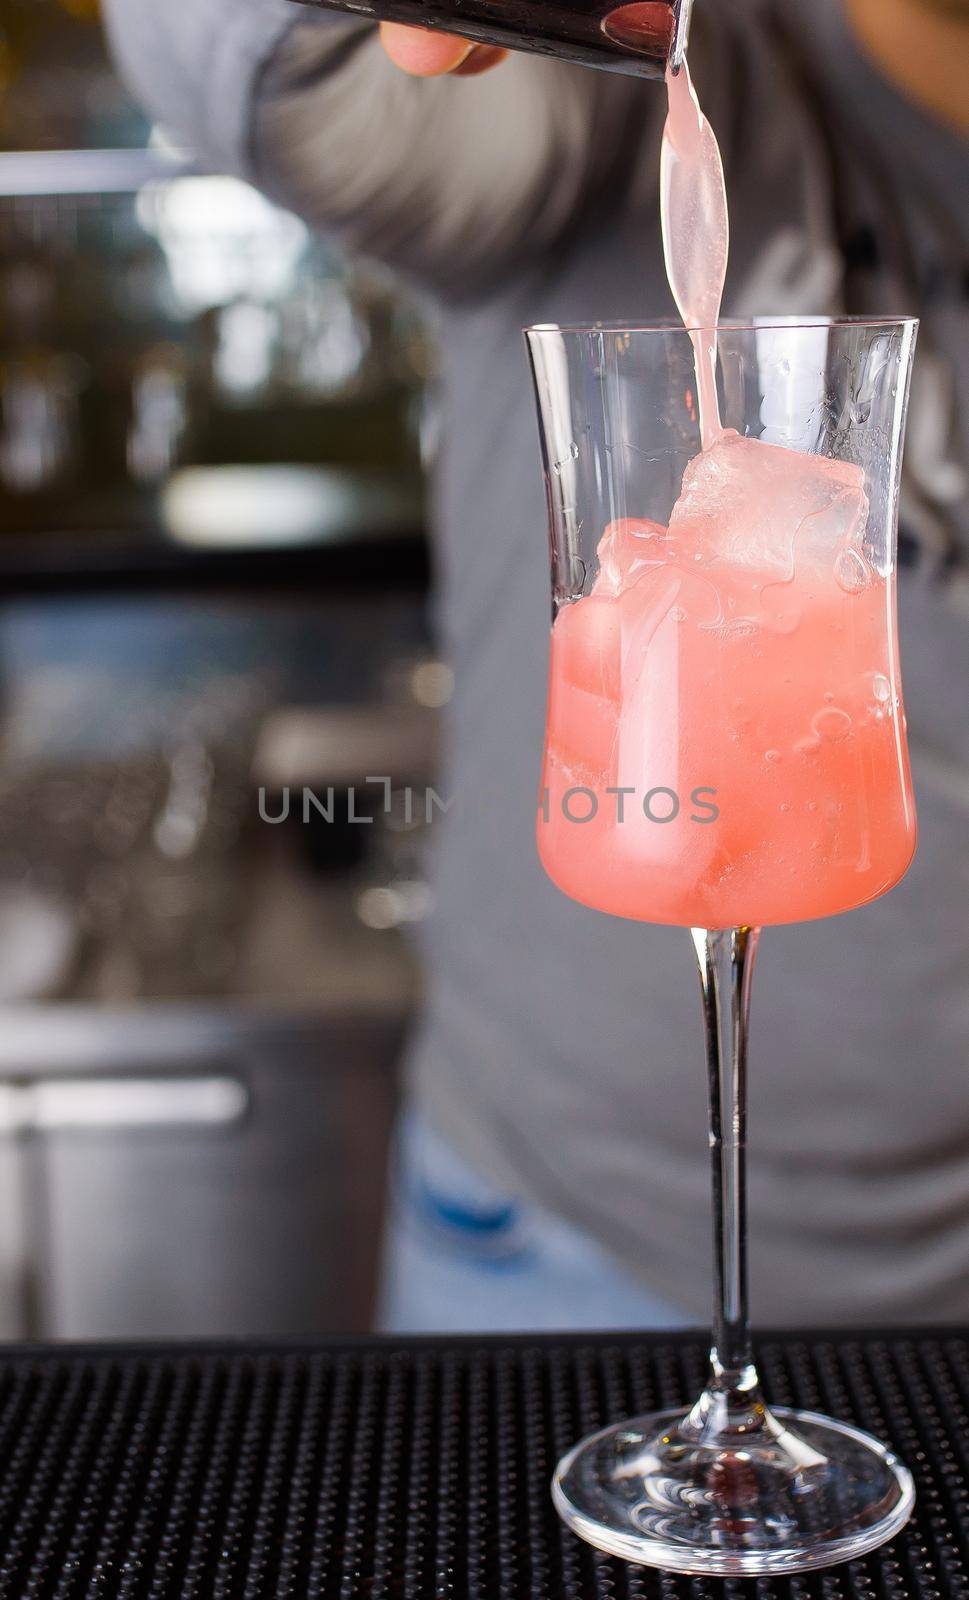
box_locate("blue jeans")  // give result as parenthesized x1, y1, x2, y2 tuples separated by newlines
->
(379, 1112, 687, 1334)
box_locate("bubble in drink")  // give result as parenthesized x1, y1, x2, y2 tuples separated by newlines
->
(811, 706, 852, 741)
(835, 548, 872, 593)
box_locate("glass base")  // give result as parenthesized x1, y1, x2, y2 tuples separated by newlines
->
(553, 1404, 915, 1577)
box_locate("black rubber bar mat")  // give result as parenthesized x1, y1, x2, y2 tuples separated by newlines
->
(0, 1330, 967, 1597)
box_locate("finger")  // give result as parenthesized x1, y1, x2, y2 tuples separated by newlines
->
(379, 22, 475, 76)
(452, 43, 509, 75)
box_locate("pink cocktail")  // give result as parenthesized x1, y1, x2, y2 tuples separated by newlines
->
(540, 430, 916, 927)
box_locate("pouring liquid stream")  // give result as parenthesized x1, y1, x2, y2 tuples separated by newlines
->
(661, 58, 729, 448)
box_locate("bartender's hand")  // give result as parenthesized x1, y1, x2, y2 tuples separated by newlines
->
(379, 21, 507, 75)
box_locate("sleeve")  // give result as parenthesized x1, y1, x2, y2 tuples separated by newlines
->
(249, 14, 654, 295)
(100, 0, 660, 297)
(100, 0, 300, 177)
(101, 0, 836, 308)
(253, 4, 838, 304)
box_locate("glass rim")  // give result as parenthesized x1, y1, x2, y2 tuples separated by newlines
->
(524, 314, 919, 337)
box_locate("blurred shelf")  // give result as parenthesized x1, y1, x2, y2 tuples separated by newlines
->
(0, 522, 429, 597)
(0, 531, 430, 596)
(0, 147, 194, 195)
(253, 705, 438, 789)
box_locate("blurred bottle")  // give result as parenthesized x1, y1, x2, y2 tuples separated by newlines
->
(0, 0, 146, 152)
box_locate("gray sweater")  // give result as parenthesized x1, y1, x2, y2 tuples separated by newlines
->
(104, 0, 969, 1325)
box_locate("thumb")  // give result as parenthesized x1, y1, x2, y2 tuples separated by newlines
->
(379, 22, 506, 76)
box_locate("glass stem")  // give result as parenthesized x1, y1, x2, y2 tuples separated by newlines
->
(689, 926, 766, 1437)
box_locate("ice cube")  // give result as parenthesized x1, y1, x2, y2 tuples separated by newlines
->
(545, 681, 618, 779)
(669, 433, 868, 575)
(553, 593, 622, 700)
(594, 517, 669, 595)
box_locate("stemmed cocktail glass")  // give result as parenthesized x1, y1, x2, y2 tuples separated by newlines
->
(526, 317, 919, 1576)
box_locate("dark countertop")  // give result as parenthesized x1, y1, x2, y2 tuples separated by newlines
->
(0, 1327, 966, 1597)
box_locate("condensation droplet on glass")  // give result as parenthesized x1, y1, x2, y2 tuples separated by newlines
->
(553, 441, 580, 473)
(873, 673, 891, 703)
(671, 605, 686, 622)
(835, 548, 870, 594)
(764, 749, 781, 764)
(567, 556, 588, 599)
(807, 800, 818, 812)
(824, 690, 835, 703)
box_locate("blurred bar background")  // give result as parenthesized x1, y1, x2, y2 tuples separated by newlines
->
(0, 0, 440, 1339)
